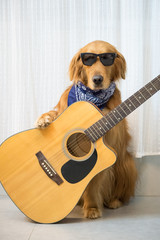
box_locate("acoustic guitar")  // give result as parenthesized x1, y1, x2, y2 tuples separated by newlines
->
(0, 75, 159, 223)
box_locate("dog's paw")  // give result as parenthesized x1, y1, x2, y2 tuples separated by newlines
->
(35, 114, 53, 129)
(84, 208, 102, 219)
(108, 199, 122, 209)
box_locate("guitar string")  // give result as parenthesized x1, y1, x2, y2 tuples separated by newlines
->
(40, 100, 159, 172)
(46, 81, 160, 164)
(40, 79, 160, 166)
(65, 76, 159, 152)
(59, 81, 159, 152)
(44, 109, 127, 170)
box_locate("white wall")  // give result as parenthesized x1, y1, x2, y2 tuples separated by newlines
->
(135, 156, 160, 196)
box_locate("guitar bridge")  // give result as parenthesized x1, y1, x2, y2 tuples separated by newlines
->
(35, 151, 63, 185)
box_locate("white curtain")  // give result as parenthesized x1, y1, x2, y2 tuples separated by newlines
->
(0, 0, 159, 157)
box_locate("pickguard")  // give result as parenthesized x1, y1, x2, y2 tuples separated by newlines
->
(61, 149, 97, 184)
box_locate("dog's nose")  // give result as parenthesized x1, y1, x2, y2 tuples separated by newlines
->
(92, 75, 103, 85)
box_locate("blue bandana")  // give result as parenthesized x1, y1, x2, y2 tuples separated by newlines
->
(68, 81, 116, 110)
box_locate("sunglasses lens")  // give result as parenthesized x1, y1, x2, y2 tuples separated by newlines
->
(100, 53, 116, 66)
(81, 53, 96, 66)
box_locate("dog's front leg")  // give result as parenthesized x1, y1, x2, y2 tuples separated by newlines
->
(82, 173, 105, 219)
(35, 109, 58, 128)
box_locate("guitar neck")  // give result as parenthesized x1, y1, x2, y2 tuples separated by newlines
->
(85, 75, 160, 143)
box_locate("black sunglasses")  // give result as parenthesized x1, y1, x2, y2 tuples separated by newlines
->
(80, 52, 117, 66)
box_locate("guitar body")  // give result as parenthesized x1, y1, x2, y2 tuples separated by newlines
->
(0, 75, 159, 223)
(0, 101, 116, 223)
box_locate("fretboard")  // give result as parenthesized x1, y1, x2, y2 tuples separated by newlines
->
(84, 75, 160, 143)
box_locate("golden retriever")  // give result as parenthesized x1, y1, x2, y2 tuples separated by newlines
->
(35, 40, 137, 219)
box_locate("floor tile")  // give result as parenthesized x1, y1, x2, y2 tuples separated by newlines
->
(0, 196, 160, 240)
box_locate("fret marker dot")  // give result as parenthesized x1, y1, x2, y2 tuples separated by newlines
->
(150, 88, 152, 90)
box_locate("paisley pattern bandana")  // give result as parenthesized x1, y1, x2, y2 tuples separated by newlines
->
(68, 81, 116, 110)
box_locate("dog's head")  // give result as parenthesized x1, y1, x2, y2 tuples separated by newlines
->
(69, 40, 126, 90)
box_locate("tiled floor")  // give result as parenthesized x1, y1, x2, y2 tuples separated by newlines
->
(0, 195, 160, 240)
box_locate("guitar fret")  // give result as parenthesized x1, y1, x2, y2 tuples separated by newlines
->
(147, 82, 157, 93)
(106, 114, 116, 126)
(144, 86, 152, 96)
(120, 102, 130, 116)
(113, 108, 123, 119)
(95, 122, 106, 138)
(98, 119, 107, 132)
(96, 122, 105, 135)
(129, 95, 140, 108)
(139, 90, 147, 100)
(112, 110, 121, 121)
(104, 117, 112, 128)
(127, 98, 136, 109)
(110, 110, 123, 124)
(125, 99, 136, 112)
(153, 77, 160, 90)
(97, 123, 105, 136)
(123, 101, 132, 113)
(91, 125, 101, 139)
(134, 92, 144, 104)
(100, 118, 110, 130)
(118, 104, 127, 116)
(108, 112, 118, 124)
(151, 82, 157, 91)
(87, 131, 95, 142)
(88, 126, 97, 142)
(84, 75, 160, 143)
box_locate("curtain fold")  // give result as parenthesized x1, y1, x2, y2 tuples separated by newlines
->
(0, 0, 159, 157)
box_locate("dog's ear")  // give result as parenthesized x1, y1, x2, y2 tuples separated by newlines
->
(111, 51, 126, 81)
(69, 50, 85, 83)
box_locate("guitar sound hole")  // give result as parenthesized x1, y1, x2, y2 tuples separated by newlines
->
(66, 132, 92, 158)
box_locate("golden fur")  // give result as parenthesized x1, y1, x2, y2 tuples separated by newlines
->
(36, 40, 137, 219)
